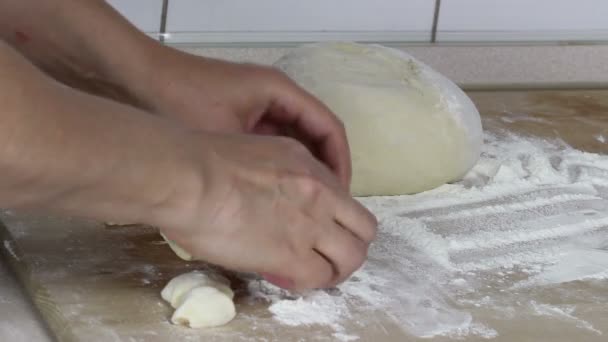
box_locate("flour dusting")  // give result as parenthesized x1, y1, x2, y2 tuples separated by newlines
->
(248, 132, 608, 340)
(530, 301, 602, 335)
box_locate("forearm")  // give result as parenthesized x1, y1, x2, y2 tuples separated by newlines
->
(0, 41, 196, 225)
(0, 0, 162, 106)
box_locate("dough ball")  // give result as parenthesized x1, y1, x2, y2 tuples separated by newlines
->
(161, 271, 233, 308)
(161, 271, 236, 328)
(171, 286, 236, 328)
(274, 42, 483, 196)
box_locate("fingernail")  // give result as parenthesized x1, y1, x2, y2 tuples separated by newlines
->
(261, 273, 294, 289)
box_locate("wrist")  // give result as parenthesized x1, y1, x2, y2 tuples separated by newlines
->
(36, 88, 205, 228)
(103, 36, 167, 107)
(0, 34, 206, 229)
(122, 46, 223, 120)
(121, 45, 191, 113)
(140, 131, 207, 231)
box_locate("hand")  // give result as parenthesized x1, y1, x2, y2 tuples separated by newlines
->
(159, 132, 377, 290)
(137, 48, 352, 188)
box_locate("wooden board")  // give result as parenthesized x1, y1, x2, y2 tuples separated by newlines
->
(0, 218, 415, 341)
(1, 89, 608, 342)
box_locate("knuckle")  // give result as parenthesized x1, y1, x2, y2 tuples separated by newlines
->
(294, 173, 324, 199)
(284, 217, 317, 256)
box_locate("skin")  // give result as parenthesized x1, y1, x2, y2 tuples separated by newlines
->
(0, 0, 377, 290)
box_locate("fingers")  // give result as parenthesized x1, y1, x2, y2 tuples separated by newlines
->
(304, 157, 377, 244)
(334, 196, 378, 244)
(258, 176, 373, 290)
(283, 169, 376, 287)
(307, 171, 377, 286)
(278, 142, 377, 287)
(265, 74, 352, 189)
(270, 246, 335, 291)
(315, 220, 369, 286)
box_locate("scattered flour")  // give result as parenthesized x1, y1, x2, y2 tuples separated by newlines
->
(248, 280, 358, 340)
(248, 132, 608, 340)
(530, 301, 602, 335)
(446, 322, 499, 339)
(268, 292, 349, 329)
(595, 134, 606, 143)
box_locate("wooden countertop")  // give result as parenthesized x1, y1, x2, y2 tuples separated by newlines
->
(470, 90, 608, 152)
(1, 89, 607, 342)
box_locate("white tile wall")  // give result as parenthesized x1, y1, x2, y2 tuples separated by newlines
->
(106, 0, 163, 33)
(102, 0, 608, 44)
(438, 0, 608, 41)
(165, 0, 435, 43)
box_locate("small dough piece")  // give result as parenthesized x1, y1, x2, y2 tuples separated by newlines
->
(161, 271, 233, 308)
(161, 271, 236, 328)
(275, 42, 483, 196)
(160, 232, 193, 261)
(171, 286, 236, 328)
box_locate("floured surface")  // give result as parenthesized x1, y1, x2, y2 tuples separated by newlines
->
(241, 130, 608, 341)
(1, 89, 608, 341)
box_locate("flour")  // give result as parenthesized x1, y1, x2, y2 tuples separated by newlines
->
(248, 132, 608, 340)
(530, 301, 602, 335)
(268, 292, 353, 340)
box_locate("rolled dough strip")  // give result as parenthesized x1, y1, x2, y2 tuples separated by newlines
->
(160, 232, 193, 261)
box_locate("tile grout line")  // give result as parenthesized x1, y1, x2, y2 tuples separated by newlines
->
(159, 0, 169, 44)
(431, 0, 442, 43)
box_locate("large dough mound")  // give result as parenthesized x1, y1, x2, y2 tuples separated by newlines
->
(275, 42, 483, 196)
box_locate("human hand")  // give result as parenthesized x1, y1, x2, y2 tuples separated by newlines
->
(136, 49, 352, 188)
(158, 132, 377, 290)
